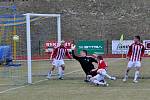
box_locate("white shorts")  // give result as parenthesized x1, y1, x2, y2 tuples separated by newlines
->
(127, 61, 141, 68)
(97, 69, 107, 75)
(93, 74, 105, 81)
(52, 59, 65, 67)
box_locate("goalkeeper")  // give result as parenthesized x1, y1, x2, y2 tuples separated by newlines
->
(71, 44, 98, 82)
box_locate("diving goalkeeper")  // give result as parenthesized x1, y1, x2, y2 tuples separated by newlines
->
(71, 45, 98, 82)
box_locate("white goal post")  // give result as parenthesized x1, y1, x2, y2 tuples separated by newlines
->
(24, 13, 61, 84)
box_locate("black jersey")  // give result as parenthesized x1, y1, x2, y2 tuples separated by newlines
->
(72, 50, 98, 75)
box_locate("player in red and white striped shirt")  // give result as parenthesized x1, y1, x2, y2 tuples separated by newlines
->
(47, 40, 72, 80)
(123, 36, 145, 83)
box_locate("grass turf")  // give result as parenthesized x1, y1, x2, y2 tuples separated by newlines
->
(0, 58, 150, 100)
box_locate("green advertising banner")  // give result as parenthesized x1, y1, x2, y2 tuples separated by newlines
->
(77, 40, 104, 54)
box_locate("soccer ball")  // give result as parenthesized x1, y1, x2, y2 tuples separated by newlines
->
(13, 35, 19, 41)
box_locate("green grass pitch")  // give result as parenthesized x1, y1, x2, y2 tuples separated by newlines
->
(0, 58, 150, 100)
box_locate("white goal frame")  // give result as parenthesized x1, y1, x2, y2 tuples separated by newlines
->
(24, 13, 61, 84)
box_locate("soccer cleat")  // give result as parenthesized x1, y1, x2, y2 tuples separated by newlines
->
(87, 75, 92, 79)
(58, 77, 64, 80)
(103, 83, 109, 87)
(84, 79, 90, 82)
(123, 75, 128, 82)
(133, 80, 138, 83)
(87, 75, 92, 82)
(46, 71, 51, 79)
(94, 83, 99, 86)
(94, 83, 109, 87)
(100, 82, 109, 87)
(111, 77, 116, 80)
(122, 78, 127, 82)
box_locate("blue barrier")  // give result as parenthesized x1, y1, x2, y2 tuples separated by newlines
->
(0, 45, 12, 63)
(0, 45, 21, 67)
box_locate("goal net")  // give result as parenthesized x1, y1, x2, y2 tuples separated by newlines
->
(0, 13, 61, 85)
(0, 14, 27, 85)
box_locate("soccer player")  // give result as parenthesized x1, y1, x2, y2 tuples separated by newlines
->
(71, 44, 98, 82)
(123, 36, 145, 83)
(47, 40, 72, 80)
(90, 55, 116, 86)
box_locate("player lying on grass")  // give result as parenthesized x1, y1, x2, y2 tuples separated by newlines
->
(123, 36, 145, 83)
(89, 55, 116, 86)
(47, 40, 72, 80)
(71, 44, 98, 82)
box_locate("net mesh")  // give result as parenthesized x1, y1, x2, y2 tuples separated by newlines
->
(30, 16, 59, 83)
(0, 14, 27, 85)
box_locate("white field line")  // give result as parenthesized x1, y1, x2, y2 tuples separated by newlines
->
(0, 58, 122, 94)
(0, 69, 81, 94)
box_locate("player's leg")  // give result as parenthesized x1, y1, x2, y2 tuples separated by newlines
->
(83, 69, 91, 82)
(103, 73, 116, 80)
(123, 68, 131, 82)
(58, 65, 65, 79)
(61, 64, 65, 77)
(97, 69, 116, 80)
(123, 61, 133, 82)
(58, 60, 65, 79)
(90, 74, 108, 86)
(47, 60, 56, 79)
(47, 66, 55, 78)
(86, 70, 97, 82)
(133, 61, 141, 83)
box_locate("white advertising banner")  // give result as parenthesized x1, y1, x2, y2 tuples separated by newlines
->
(143, 40, 150, 54)
(112, 40, 134, 54)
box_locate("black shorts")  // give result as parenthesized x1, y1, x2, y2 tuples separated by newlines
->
(89, 70, 97, 77)
(83, 69, 97, 77)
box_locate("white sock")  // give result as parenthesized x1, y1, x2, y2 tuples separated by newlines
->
(101, 72, 111, 79)
(105, 74, 112, 79)
(58, 67, 63, 78)
(62, 70, 64, 77)
(134, 71, 139, 81)
(93, 80, 105, 85)
(124, 74, 128, 78)
(48, 70, 52, 77)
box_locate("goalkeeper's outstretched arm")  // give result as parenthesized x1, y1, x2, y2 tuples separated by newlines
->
(72, 50, 79, 60)
(71, 44, 80, 60)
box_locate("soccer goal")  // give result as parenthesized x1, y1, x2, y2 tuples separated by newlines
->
(24, 13, 62, 84)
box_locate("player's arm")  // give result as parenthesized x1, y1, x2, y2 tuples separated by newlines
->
(65, 49, 72, 59)
(90, 57, 98, 70)
(91, 68, 98, 72)
(71, 50, 80, 60)
(127, 45, 132, 60)
(91, 57, 98, 63)
(51, 48, 58, 60)
(140, 45, 145, 60)
(71, 44, 80, 60)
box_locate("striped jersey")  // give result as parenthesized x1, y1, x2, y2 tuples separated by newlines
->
(51, 46, 71, 60)
(127, 42, 145, 61)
